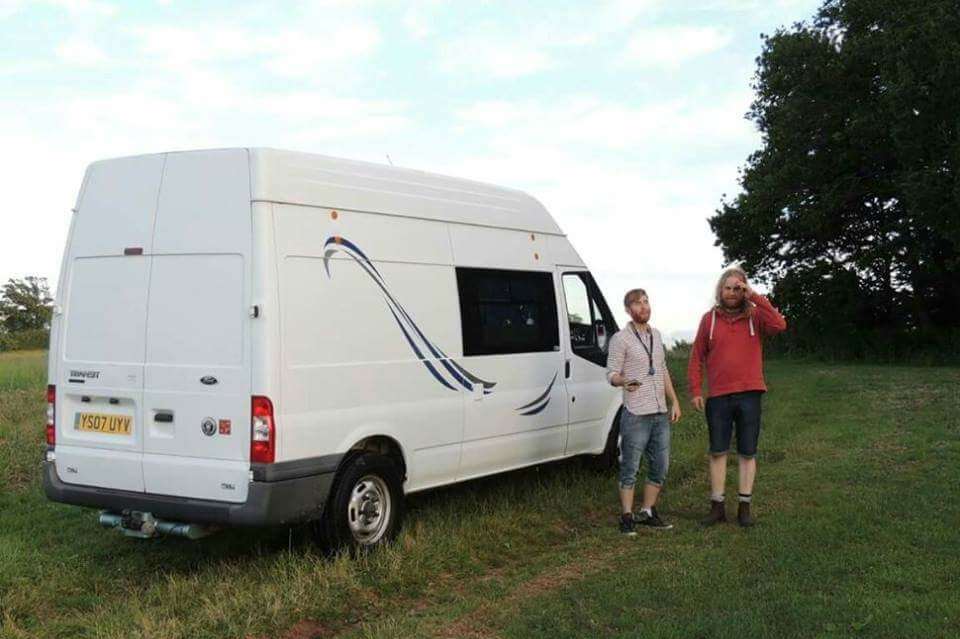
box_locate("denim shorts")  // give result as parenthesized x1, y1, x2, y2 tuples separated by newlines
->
(618, 409, 670, 489)
(705, 391, 762, 457)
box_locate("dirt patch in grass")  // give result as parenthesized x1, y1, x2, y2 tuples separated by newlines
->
(433, 544, 632, 639)
(269, 619, 340, 639)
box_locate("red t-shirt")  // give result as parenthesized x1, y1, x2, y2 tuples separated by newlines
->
(687, 293, 787, 399)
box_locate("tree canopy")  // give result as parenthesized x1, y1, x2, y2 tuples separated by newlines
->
(711, 0, 960, 359)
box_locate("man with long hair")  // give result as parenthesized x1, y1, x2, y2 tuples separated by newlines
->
(687, 267, 786, 527)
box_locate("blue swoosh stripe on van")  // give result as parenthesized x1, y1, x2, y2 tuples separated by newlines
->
(515, 372, 558, 415)
(385, 294, 483, 390)
(515, 372, 557, 410)
(322, 238, 492, 389)
(342, 256, 495, 391)
(383, 295, 474, 391)
(323, 236, 496, 394)
(329, 245, 476, 392)
(386, 305, 457, 391)
(322, 236, 382, 279)
(443, 356, 497, 391)
(519, 401, 550, 416)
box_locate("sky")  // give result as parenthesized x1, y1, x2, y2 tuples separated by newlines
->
(0, 0, 821, 343)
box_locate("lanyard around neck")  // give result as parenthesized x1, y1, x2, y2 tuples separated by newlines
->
(630, 324, 655, 375)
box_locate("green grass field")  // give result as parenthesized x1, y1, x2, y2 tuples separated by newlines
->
(1, 350, 958, 638)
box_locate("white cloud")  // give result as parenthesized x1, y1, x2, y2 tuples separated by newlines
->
(54, 36, 107, 65)
(48, 0, 115, 16)
(260, 24, 381, 77)
(129, 20, 381, 77)
(439, 35, 552, 78)
(433, 1, 662, 79)
(1, 0, 115, 17)
(623, 26, 732, 67)
(553, 0, 659, 46)
(0, 0, 24, 19)
(132, 25, 251, 65)
(456, 93, 756, 152)
(402, 7, 433, 40)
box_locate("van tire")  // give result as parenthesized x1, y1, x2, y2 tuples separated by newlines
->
(316, 452, 404, 554)
(585, 409, 621, 472)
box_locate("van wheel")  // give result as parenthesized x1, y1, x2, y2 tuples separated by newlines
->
(316, 453, 404, 553)
(585, 410, 621, 472)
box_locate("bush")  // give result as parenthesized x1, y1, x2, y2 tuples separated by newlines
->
(0, 329, 50, 352)
(668, 340, 692, 361)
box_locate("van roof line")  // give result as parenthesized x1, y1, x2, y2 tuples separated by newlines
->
(85, 148, 564, 236)
(251, 200, 567, 238)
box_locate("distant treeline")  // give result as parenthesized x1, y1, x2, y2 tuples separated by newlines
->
(711, 0, 960, 363)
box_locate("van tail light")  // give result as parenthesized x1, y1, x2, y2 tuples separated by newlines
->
(250, 396, 275, 464)
(46, 385, 56, 447)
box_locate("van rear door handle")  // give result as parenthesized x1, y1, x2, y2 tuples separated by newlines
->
(565, 360, 571, 379)
(154, 412, 173, 423)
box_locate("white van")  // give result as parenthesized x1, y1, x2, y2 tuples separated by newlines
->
(43, 148, 622, 548)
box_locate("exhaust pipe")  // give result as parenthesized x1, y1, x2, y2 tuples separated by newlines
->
(99, 511, 218, 540)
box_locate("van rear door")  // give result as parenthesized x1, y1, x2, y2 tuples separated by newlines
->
(56, 154, 164, 492)
(140, 150, 253, 503)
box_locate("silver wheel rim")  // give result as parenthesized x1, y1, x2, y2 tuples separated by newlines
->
(347, 474, 391, 545)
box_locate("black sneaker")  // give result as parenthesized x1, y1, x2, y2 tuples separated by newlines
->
(619, 514, 637, 536)
(635, 509, 674, 530)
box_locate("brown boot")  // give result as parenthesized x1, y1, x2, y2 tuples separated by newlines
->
(737, 501, 754, 527)
(700, 499, 727, 526)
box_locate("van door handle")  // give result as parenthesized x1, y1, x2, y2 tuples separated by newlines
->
(154, 412, 174, 423)
(565, 360, 571, 379)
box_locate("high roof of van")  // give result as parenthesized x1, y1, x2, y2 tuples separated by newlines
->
(81, 148, 565, 236)
(250, 148, 563, 235)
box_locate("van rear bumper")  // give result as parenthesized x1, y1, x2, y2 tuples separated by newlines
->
(42, 459, 339, 527)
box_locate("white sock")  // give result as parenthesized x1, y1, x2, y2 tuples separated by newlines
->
(641, 507, 653, 517)
(711, 493, 725, 502)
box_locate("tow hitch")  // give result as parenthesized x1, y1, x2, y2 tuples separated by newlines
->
(99, 511, 218, 540)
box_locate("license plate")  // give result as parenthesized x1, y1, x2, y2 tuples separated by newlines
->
(75, 412, 132, 435)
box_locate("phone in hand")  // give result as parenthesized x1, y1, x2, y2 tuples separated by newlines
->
(624, 379, 641, 391)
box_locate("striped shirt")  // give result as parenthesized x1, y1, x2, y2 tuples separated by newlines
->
(606, 323, 668, 416)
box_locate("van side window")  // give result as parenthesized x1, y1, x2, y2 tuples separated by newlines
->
(562, 272, 618, 366)
(456, 268, 559, 356)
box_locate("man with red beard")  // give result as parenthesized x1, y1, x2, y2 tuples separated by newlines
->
(688, 267, 787, 527)
(607, 288, 682, 535)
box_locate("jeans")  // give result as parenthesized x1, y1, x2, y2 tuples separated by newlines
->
(618, 409, 670, 489)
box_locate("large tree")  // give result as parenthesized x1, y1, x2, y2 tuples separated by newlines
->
(711, 0, 960, 356)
